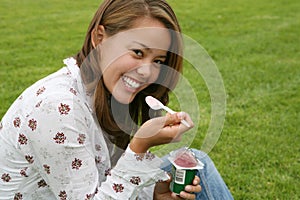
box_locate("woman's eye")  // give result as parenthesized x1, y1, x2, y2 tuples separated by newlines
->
(133, 49, 143, 57)
(154, 60, 164, 65)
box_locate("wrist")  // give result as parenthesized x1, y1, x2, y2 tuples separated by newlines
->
(130, 137, 150, 153)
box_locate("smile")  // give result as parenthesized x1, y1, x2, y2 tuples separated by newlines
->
(122, 76, 142, 89)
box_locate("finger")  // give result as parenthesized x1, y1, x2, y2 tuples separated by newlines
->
(164, 113, 182, 127)
(134, 116, 168, 139)
(185, 184, 202, 193)
(179, 191, 196, 200)
(184, 176, 201, 193)
(177, 112, 194, 129)
(193, 175, 200, 185)
(161, 112, 194, 143)
(171, 192, 185, 200)
(171, 113, 194, 141)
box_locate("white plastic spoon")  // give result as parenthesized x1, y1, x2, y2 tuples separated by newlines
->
(145, 96, 190, 128)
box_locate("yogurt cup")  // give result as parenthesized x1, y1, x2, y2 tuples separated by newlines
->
(168, 147, 204, 195)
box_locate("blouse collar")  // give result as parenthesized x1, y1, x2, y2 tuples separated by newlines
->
(63, 57, 94, 112)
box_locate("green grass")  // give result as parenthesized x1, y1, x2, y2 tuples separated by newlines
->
(1, 0, 299, 199)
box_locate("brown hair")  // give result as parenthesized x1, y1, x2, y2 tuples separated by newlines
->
(75, 0, 183, 150)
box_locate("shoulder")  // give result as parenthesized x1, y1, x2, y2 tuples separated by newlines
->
(2, 59, 91, 124)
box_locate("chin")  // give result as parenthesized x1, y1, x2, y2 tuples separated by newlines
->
(112, 93, 135, 105)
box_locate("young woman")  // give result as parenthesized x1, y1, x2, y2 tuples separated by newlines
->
(0, 0, 233, 199)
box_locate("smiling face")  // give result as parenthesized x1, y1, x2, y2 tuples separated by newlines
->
(96, 17, 171, 104)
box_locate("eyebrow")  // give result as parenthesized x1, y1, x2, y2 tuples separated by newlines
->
(132, 41, 168, 58)
(132, 41, 150, 50)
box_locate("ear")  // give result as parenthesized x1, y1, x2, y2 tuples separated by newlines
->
(91, 25, 106, 48)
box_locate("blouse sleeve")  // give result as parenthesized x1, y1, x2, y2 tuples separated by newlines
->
(96, 146, 169, 199)
(24, 93, 169, 200)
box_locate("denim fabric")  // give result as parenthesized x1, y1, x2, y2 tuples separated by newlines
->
(160, 149, 234, 200)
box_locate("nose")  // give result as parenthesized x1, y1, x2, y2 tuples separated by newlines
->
(136, 64, 152, 78)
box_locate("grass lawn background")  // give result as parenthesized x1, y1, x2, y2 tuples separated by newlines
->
(0, 0, 299, 199)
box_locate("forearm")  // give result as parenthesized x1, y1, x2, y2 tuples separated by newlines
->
(129, 137, 150, 153)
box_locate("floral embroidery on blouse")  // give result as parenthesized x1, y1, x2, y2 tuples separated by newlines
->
(77, 133, 86, 144)
(20, 168, 28, 177)
(43, 164, 50, 174)
(58, 190, 67, 200)
(25, 155, 34, 163)
(14, 192, 23, 200)
(134, 154, 144, 161)
(13, 117, 21, 128)
(69, 88, 77, 95)
(132, 151, 156, 162)
(1, 173, 11, 182)
(18, 134, 28, 145)
(85, 193, 94, 200)
(95, 144, 102, 151)
(71, 158, 82, 170)
(112, 183, 124, 193)
(66, 69, 72, 76)
(95, 156, 102, 164)
(58, 103, 71, 115)
(105, 168, 112, 176)
(37, 179, 47, 188)
(36, 86, 46, 96)
(28, 118, 37, 131)
(130, 176, 141, 185)
(35, 100, 43, 108)
(145, 151, 155, 161)
(53, 132, 66, 144)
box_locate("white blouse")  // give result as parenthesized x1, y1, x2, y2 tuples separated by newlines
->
(0, 58, 169, 199)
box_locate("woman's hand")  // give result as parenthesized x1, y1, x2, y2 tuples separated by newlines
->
(130, 112, 194, 153)
(154, 175, 201, 200)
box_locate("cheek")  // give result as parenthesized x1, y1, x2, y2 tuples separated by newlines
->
(103, 56, 132, 77)
(149, 67, 161, 83)
(112, 55, 138, 73)
(102, 57, 138, 89)
(101, 66, 120, 94)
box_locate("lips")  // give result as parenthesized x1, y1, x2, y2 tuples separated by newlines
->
(122, 76, 142, 90)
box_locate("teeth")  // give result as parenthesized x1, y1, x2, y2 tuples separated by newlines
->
(123, 76, 141, 89)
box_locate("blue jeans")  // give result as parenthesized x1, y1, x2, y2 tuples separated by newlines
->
(160, 149, 234, 200)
